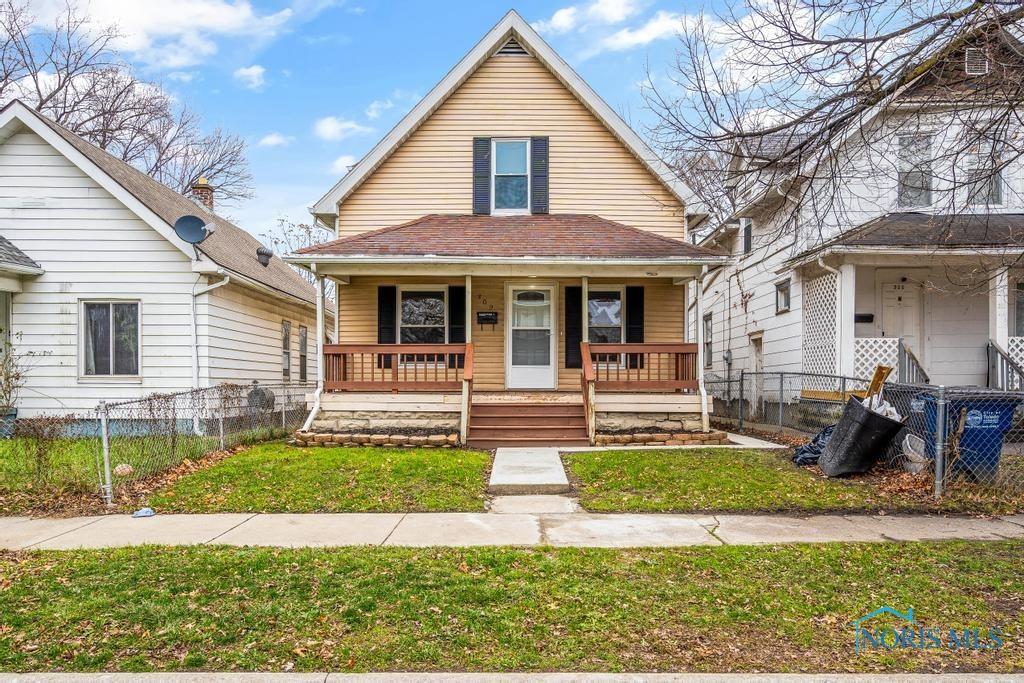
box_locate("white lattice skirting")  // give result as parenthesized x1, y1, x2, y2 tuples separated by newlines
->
(854, 337, 899, 380)
(1009, 337, 1024, 369)
(802, 273, 838, 382)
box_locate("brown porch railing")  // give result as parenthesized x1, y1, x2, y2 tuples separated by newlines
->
(580, 342, 699, 392)
(324, 343, 469, 391)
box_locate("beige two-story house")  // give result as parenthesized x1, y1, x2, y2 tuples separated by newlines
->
(289, 11, 728, 448)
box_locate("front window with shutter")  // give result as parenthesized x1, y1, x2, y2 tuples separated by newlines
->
(492, 139, 530, 214)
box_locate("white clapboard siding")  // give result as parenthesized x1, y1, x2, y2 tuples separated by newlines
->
(200, 282, 319, 386)
(1, 129, 196, 415)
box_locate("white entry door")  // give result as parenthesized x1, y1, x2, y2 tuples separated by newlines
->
(506, 285, 557, 389)
(881, 283, 923, 359)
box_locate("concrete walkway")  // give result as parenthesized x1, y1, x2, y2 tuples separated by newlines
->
(488, 447, 571, 494)
(3, 512, 1022, 550)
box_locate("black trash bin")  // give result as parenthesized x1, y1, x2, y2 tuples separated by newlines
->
(881, 383, 929, 466)
(819, 397, 905, 477)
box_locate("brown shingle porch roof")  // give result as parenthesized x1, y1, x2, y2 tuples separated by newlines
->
(296, 214, 725, 260)
(810, 212, 1024, 254)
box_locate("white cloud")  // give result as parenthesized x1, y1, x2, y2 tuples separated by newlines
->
(534, 0, 638, 34)
(33, 0, 296, 69)
(601, 11, 682, 51)
(330, 154, 358, 174)
(365, 99, 393, 120)
(257, 132, 293, 147)
(313, 116, 373, 141)
(233, 64, 266, 89)
(167, 70, 196, 82)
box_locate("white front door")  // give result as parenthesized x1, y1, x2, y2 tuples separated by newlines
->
(881, 283, 923, 360)
(506, 285, 556, 389)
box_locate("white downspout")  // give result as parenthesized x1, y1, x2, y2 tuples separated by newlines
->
(695, 266, 710, 432)
(301, 269, 326, 432)
(191, 271, 231, 390)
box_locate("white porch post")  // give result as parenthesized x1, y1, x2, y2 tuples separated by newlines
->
(581, 276, 589, 342)
(301, 270, 326, 432)
(460, 275, 472, 445)
(989, 269, 1009, 348)
(332, 278, 340, 343)
(694, 269, 709, 432)
(837, 263, 856, 377)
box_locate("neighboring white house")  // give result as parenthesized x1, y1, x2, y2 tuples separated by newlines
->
(697, 29, 1024, 390)
(0, 100, 329, 417)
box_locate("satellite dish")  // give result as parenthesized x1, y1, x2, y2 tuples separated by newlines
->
(173, 215, 211, 244)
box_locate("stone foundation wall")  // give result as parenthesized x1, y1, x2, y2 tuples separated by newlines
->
(311, 410, 459, 434)
(594, 429, 729, 446)
(596, 412, 704, 433)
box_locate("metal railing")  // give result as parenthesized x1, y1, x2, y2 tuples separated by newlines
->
(987, 340, 1024, 390)
(897, 340, 930, 384)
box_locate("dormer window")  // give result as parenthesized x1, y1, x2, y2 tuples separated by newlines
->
(965, 48, 989, 76)
(492, 139, 530, 214)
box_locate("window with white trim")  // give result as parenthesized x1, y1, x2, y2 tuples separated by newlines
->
(298, 325, 308, 382)
(775, 279, 791, 314)
(399, 288, 447, 344)
(897, 134, 933, 208)
(703, 313, 713, 368)
(740, 217, 753, 255)
(492, 139, 529, 214)
(82, 301, 140, 376)
(282, 320, 291, 381)
(966, 140, 1004, 206)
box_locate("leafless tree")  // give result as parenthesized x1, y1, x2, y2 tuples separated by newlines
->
(646, 0, 1024, 275)
(262, 219, 337, 299)
(0, 0, 252, 206)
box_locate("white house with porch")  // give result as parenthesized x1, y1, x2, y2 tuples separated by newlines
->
(698, 28, 1024, 391)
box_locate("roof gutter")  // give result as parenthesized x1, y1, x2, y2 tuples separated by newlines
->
(0, 262, 44, 276)
(285, 254, 731, 267)
(192, 259, 323, 311)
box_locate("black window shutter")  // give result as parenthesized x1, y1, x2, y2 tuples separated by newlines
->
(472, 137, 491, 215)
(447, 285, 466, 368)
(377, 285, 397, 368)
(625, 286, 645, 369)
(565, 286, 582, 369)
(530, 136, 549, 214)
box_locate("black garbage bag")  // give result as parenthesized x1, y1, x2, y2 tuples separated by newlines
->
(792, 424, 835, 466)
(819, 397, 904, 477)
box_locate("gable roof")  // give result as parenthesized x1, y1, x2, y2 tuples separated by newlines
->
(310, 10, 704, 225)
(295, 214, 726, 262)
(0, 235, 42, 274)
(0, 100, 318, 305)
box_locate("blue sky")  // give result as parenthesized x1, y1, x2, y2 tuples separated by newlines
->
(61, 0, 709, 237)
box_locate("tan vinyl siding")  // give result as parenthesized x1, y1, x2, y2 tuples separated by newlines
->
(337, 276, 685, 392)
(336, 54, 686, 239)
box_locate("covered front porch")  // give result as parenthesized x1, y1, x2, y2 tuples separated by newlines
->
(287, 215, 728, 446)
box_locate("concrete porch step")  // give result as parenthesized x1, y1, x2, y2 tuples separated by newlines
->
(487, 447, 572, 494)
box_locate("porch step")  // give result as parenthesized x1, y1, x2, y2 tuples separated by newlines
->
(468, 402, 588, 449)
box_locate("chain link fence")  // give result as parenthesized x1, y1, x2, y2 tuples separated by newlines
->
(97, 381, 314, 503)
(706, 371, 1024, 497)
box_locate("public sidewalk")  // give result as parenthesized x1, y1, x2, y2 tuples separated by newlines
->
(2, 511, 1022, 550)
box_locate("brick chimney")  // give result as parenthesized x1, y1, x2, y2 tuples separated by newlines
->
(191, 176, 214, 211)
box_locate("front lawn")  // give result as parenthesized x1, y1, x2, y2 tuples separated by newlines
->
(147, 442, 490, 513)
(1, 541, 1020, 672)
(565, 448, 1024, 514)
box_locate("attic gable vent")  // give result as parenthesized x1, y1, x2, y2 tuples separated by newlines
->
(495, 37, 529, 56)
(965, 47, 989, 75)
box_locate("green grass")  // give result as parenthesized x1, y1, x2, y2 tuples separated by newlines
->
(0, 437, 101, 493)
(1, 541, 1021, 672)
(565, 448, 1023, 514)
(147, 442, 491, 513)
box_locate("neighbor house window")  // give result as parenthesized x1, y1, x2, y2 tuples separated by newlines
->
(282, 321, 291, 381)
(740, 217, 753, 255)
(775, 279, 792, 314)
(1015, 282, 1024, 337)
(492, 139, 529, 214)
(703, 313, 713, 368)
(966, 141, 1004, 206)
(298, 326, 308, 382)
(82, 301, 139, 376)
(965, 48, 989, 76)
(897, 134, 933, 208)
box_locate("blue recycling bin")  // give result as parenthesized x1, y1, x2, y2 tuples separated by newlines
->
(921, 392, 1019, 483)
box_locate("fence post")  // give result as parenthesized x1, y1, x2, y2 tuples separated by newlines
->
(934, 385, 947, 499)
(281, 389, 287, 430)
(99, 402, 113, 506)
(778, 372, 785, 428)
(738, 370, 745, 431)
(840, 376, 847, 402)
(218, 392, 226, 451)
